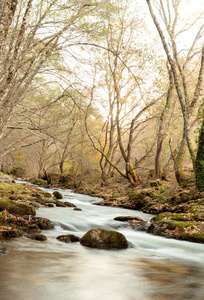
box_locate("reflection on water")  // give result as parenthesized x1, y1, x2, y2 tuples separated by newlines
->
(0, 247, 204, 300)
(0, 183, 204, 300)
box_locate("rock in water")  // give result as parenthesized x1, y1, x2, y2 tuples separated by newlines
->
(53, 191, 63, 199)
(80, 228, 128, 249)
(64, 201, 76, 207)
(114, 216, 143, 222)
(57, 234, 80, 243)
(29, 233, 47, 241)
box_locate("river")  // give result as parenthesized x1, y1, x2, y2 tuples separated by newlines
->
(0, 184, 204, 300)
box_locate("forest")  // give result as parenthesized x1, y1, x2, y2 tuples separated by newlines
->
(0, 2, 204, 299)
(0, 0, 203, 190)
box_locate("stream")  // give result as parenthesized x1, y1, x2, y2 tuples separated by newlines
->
(0, 183, 204, 300)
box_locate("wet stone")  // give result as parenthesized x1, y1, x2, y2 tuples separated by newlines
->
(29, 233, 47, 241)
(57, 234, 80, 243)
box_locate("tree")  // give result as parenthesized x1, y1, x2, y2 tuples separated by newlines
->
(146, 0, 204, 184)
(155, 66, 174, 179)
(0, 0, 105, 149)
(84, 0, 163, 185)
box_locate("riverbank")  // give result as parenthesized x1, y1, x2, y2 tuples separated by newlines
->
(29, 174, 204, 243)
(0, 176, 58, 242)
(0, 174, 204, 244)
(77, 177, 204, 243)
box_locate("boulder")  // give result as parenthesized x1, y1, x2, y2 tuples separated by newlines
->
(53, 191, 63, 199)
(80, 228, 128, 249)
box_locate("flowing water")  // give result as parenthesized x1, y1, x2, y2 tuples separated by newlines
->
(0, 183, 204, 300)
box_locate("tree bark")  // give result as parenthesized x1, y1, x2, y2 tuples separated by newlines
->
(155, 68, 173, 179)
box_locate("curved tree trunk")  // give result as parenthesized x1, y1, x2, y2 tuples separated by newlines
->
(155, 69, 173, 179)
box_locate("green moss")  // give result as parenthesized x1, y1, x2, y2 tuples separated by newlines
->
(28, 224, 39, 230)
(169, 220, 200, 230)
(9, 195, 18, 200)
(80, 228, 128, 249)
(150, 180, 159, 187)
(55, 201, 66, 207)
(128, 190, 139, 200)
(190, 206, 198, 213)
(90, 190, 99, 195)
(172, 214, 191, 221)
(112, 193, 120, 198)
(2, 229, 20, 238)
(0, 199, 36, 216)
(36, 219, 54, 230)
(180, 233, 204, 243)
(43, 192, 52, 198)
(152, 212, 172, 222)
(159, 186, 166, 193)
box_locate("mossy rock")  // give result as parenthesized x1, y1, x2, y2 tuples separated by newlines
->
(64, 201, 76, 207)
(32, 179, 49, 188)
(28, 224, 40, 231)
(35, 218, 54, 230)
(0, 200, 36, 216)
(127, 190, 139, 201)
(154, 212, 204, 223)
(53, 191, 63, 199)
(55, 201, 66, 207)
(29, 233, 47, 241)
(2, 229, 21, 239)
(180, 232, 204, 243)
(80, 228, 128, 249)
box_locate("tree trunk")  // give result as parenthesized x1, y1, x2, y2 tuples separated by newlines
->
(174, 138, 187, 185)
(155, 69, 173, 179)
(59, 161, 64, 174)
